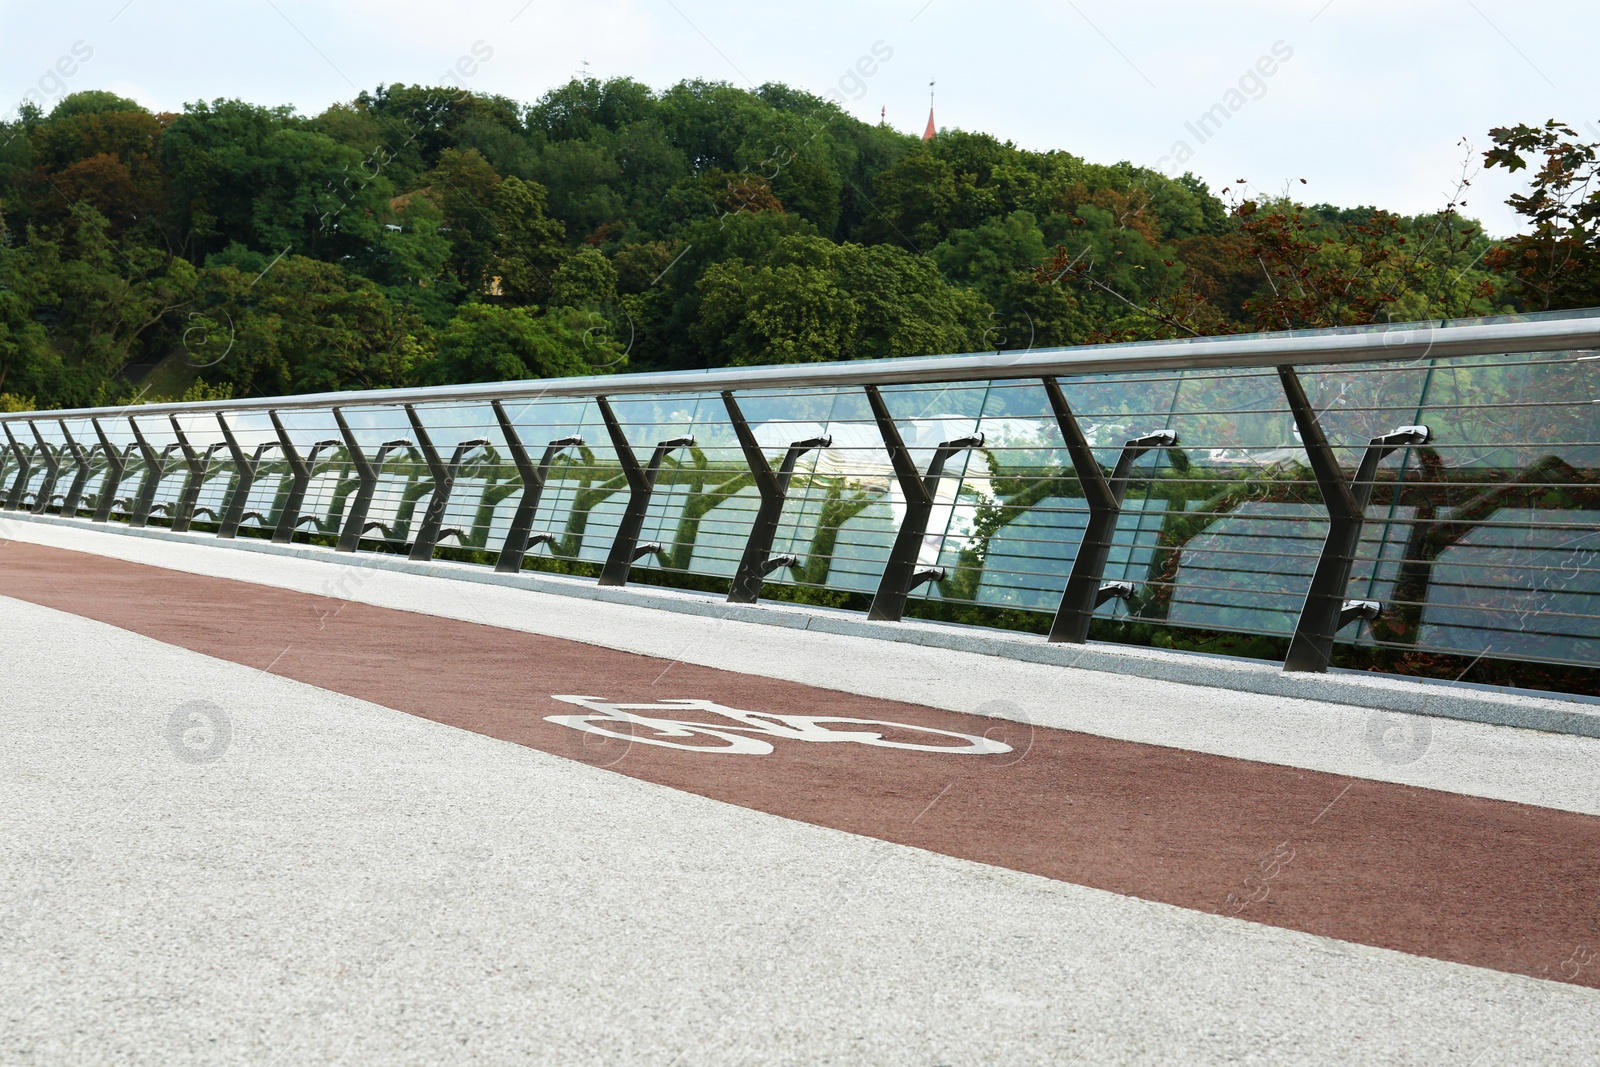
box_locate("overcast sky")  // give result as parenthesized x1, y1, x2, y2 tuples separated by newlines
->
(4, 0, 1595, 236)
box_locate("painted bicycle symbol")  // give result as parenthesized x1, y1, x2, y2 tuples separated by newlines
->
(546, 695, 1013, 756)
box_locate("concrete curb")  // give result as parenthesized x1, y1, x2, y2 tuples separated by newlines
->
(6, 510, 1599, 739)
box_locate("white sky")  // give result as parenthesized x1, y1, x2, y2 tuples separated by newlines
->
(4, 0, 1596, 237)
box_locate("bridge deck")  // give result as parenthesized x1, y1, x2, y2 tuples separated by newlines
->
(3, 521, 1598, 1064)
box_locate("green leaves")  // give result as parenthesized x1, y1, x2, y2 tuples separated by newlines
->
(7, 73, 1566, 411)
(418, 149, 565, 303)
(693, 254, 858, 366)
(191, 255, 421, 396)
(1483, 120, 1600, 310)
(420, 302, 621, 386)
(549, 247, 618, 310)
(691, 234, 991, 366)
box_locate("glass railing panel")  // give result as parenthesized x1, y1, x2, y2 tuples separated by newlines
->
(1414, 508, 1600, 665)
(1162, 502, 1408, 635)
(4, 312, 1598, 686)
(1343, 351, 1600, 663)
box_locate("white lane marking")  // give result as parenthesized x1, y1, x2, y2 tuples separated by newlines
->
(546, 695, 1013, 756)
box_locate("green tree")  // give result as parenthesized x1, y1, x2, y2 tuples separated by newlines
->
(491, 175, 566, 302)
(159, 98, 390, 262)
(549, 247, 618, 309)
(358, 196, 461, 328)
(0, 245, 62, 402)
(529, 138, 626, 242)
(842, 241, 992, 358)
(692, 234, 991, 366)
(420, 149, 564, 302)
(344, 83, 527, 193)
(859, 143, 960, 249)
(192, 254, 424, 396)
(1484, 120, 1600, 310)
(527, 77, 660, 142)
(2, 208, 196, 407)
(693, 248, 859, 365)
(419, 302, 619, 384)
(933, 210, 1049, 288)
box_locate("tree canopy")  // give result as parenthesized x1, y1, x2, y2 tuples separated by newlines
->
(0, 78, 1582, 409)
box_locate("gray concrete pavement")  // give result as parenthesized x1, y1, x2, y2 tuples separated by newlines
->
(4, 595, 1599, 1066)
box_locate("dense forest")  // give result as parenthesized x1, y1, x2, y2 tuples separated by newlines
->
(0, 76, 1595, 413)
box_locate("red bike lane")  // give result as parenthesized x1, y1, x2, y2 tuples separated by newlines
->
(4, 539, 1598, 988)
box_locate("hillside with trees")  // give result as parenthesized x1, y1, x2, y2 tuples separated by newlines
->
(0, 78, 1592, 412)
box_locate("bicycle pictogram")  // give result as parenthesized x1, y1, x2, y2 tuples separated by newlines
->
(546, 695, 1014, 756)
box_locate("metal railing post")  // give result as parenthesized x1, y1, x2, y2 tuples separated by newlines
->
(1043, 377, 1178, 643)
(1279, 365, 1431, 673)
(0, 433, 12, 501)
(216, 414, 281, 539)
(267, 412, 340, 544)
(491, 400, 581, 574)
(865, 385, 984, 623)
(89, 418, 130, 522)
(405, 404, 489, 561)
(302, 439, 346, 535)
(722, 391, 830, 604)
(2, 423, 32, 510)
(27, 423, 61, 515)
(268, 411, 309, 543)
(332, 410, 373, 552)
(0, 439, 12, 507)
(332, 410, 414, 552)
(216, 414, 250, 538)
(168, 418, 219, 533)
(126, 417, 172, 528)
(58, 423, 94, 518)
(596, 396, 693, 587)
(405, 405, 445, 557)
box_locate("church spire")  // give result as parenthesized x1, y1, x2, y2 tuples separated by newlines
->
(922, 79, 936, 141)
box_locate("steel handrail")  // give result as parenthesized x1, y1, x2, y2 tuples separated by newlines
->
(4, 314, 1598, 423)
